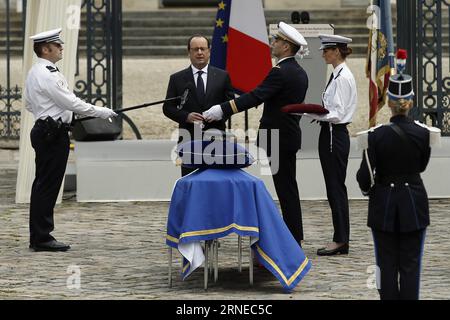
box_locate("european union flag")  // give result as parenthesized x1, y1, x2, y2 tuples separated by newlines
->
(210, 0, 231, 70)
(209, 0, 271, 94)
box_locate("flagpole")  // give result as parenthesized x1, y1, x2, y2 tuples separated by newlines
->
(383, 0, 395, 75)
(368, 0, 379, 127)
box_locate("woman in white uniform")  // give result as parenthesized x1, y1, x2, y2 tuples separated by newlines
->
(305, 34, 357, 256)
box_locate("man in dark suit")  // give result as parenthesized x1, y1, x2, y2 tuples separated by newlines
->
(356, 56, 440, 299)
(203, 22, 309, 245)
(163, 34, 234, 176)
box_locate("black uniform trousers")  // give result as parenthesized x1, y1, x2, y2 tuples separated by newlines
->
(372, 228, 426, 300)
(318, 122, 350, 243)
(270, 147, 303, 244)
(29, 122, 70, 245)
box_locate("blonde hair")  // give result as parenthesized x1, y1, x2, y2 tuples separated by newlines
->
(388, 98, 413, 114)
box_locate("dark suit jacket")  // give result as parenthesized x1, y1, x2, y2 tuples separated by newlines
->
(163, 65, 234, 143)
(356, 115, 431, 232)
(220, 57, 308, 152)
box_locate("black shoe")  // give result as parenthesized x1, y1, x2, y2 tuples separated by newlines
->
(30, 240, 71, 252)
(317, 243, 349, 256)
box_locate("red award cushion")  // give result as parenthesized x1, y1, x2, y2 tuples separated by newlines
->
(281, 103, 329, 114)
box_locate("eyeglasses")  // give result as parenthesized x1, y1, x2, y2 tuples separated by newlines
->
(190, 47, 209, 52)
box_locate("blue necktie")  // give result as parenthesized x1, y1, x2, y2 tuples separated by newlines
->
(196, 70, 205, 106)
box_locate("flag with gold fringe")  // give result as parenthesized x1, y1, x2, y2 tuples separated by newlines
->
(166, 168, 311, 292)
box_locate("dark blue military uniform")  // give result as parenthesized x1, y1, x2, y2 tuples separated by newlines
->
(220, 57, 308, 244)
(356, 115, 433, 300)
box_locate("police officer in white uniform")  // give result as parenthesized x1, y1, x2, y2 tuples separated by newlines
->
(25, 28, 117, 252)
(303, 34, 357, 255)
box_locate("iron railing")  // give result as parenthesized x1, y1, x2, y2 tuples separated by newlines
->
(0, 0, 24, 140)
(398, 0, 449, 135)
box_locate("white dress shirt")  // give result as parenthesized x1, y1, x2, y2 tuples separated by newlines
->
(191, 64, 208, 92)
(306, 62, 357, 124)
(24, 57, 109, 123)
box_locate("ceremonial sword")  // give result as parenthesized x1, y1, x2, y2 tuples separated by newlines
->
(73, 87, 190, 123)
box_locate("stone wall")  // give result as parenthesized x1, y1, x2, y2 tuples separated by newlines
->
(0, 0, 21, 11)
(123, 0, 159, 11)
(121, 0, 370, 11)
(0, 0, 374, 11)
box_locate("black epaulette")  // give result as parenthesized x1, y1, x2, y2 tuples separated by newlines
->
(46, 66, 58, 73)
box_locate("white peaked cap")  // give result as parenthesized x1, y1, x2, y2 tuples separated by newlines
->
(30, 28, 64, 44)
(277, 21, 307, 46)
(318, 34, 352, 50)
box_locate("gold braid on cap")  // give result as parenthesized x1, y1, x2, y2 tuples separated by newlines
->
(276, 32, 296, 45)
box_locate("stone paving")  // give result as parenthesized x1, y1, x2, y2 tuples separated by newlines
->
(1, 159, 449, 300)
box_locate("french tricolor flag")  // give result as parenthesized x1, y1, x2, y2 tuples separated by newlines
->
(210, 0, 272, 93)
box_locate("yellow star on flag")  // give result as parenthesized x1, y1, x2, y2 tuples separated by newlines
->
(216, 18, 224, 28)
(218, 1, 226, 10)
(222, 34, 228, 43)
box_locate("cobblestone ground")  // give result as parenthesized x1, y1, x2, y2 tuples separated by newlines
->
(1, 164, 449, 300)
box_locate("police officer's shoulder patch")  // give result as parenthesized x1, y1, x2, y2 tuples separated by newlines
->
(414, 120, 442, 147)
(56, 79, 65, 89)
(46, 66, 58, 73)
(355, 124, 382, 150)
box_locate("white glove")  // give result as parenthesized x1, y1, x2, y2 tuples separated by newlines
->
(95, 107, 118, 119)
(202, 104, 223, 122)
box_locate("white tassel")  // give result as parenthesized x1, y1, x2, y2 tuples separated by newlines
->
(329, 125, 333, 153)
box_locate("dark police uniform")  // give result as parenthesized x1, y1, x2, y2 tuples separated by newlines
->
(219, 56, 308, 244)
(25, 28, 116, 251)
(356, 115, 440, 299)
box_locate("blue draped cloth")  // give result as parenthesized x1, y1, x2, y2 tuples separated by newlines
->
(166, 168, 311, 292)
